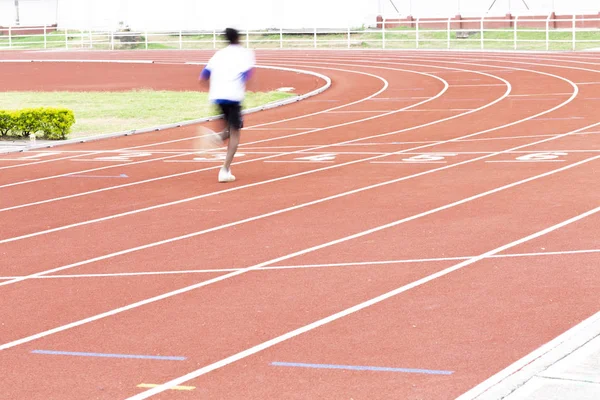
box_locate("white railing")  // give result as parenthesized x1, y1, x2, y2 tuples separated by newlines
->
(1, 15, 599, 52)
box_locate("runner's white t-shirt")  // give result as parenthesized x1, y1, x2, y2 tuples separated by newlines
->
(204, 45, 255, 102)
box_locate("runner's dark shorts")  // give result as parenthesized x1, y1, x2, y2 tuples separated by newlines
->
(218, 102, 243, 130)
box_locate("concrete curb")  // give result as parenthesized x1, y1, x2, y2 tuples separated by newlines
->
(457, 310, 600, 399)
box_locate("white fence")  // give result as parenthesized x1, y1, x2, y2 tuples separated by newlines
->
(1, 15, 599, 52)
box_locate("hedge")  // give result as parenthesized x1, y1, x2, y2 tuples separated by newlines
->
(0, 108, 75, 140)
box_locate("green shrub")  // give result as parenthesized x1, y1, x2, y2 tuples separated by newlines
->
(0, 107, 75, 140)
(11, 108, 41, 137)
(0, 110, 14, 136)
(39, 108, 76, 140)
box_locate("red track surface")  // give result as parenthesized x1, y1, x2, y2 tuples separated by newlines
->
(1, 50, 599, 400)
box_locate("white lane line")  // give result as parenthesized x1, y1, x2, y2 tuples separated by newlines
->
(2, 248, 597, 280)
(244, 128, 318, 131)
(128, 204, 600, 399)
(367, 97, 431, 100)
(452, 84, 507, 87)
(3, 59, 578, 250)
(127, 63, 398, 150)
(508, 93, 572, 97)
(0, 61, 449, 192)
(400, 109, 473, 112)
(263, 160, 335, 164)
(0, 64, 457, 212)
(2, 65, 583, 256)
(371, 161, 447, 164)
(0, 151, 112, 171)
(0, 60, 508, 211)
(2, 156, 599, 352)
(0, 72, 509, 241)
(0, 65, 382, 179)
(0, 151, 201, 190)
(325, 110, 393, 113)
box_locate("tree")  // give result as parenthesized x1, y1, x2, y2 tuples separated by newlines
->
(14, 0, 20, 26)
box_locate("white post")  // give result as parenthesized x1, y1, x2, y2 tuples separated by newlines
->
(382, 18, 386, 49)
(89, 28, 92, 48)
(280, 27, 283, 49)
(347, 26, 350, 48)
(246, 30, 249, 48)
(213, 29, 216, 49)
(546, 14, 550, 51)
(480, 16, 484, 49)
(416, 18, 419, 49)
(572, 14, 576, 50)
(110, 31, 114, 50)
(314, 26, 317, 48)
(447, 17, 451, 49)
(65, 28, 68, 49)
(8, 26, 11, 48)
(44, 25, 47, 49)
(179, 29, 182, 49)
(145, 30, 148, 49)
(514, 16, 518, 50)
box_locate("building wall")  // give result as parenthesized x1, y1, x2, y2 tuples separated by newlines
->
(381, 0, 599, 18)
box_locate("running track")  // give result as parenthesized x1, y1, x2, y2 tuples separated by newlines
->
(1, 50, 599, 400)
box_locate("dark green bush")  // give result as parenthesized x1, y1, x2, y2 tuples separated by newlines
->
(0, 108, 75, 140)
(11, 108, 41, 137)
(0, 110, 14, 136)
(39, 108, 76, 140)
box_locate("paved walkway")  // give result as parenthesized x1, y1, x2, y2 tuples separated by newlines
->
(460, 311, 600, 399)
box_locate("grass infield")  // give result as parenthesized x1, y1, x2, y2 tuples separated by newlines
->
(0, 90, 296, 138)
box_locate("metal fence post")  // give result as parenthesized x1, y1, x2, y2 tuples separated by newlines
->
(480, 17, 484, 49)
(110, 31, 114, 50)
(179, 29, 182, 49)
(213, 29, 216, 49)
(246, 30, 249, 48)
(514, 16, 518, 50)
(416, 18, 419, 49)
(314, 27, 317, 48)
(8, 26, 11, 48)
(280, 27, 283, 49)
(382, 18, 386, 49)
(347, 26, 350, 48)
(447, 17, 451, 49)
(572, 14, 576, 50)
(546, 14, 550, 51)
(65, 28, 68, 49)
(44, 25, 47, 49)
(145, 30, 148, 49)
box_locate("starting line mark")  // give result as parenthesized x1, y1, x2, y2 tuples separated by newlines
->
(137, 383, 195, 391)
(63, 173, 129, 179)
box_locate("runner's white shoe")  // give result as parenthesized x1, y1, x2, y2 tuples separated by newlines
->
(218, 168, 236, 183)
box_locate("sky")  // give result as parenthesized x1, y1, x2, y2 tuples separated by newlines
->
(0, 0, 598, 29)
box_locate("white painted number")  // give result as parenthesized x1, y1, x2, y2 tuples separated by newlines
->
(402, 153, 456, 162)
(295, 154, 337, 161)
(516, 152, 567, 161)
